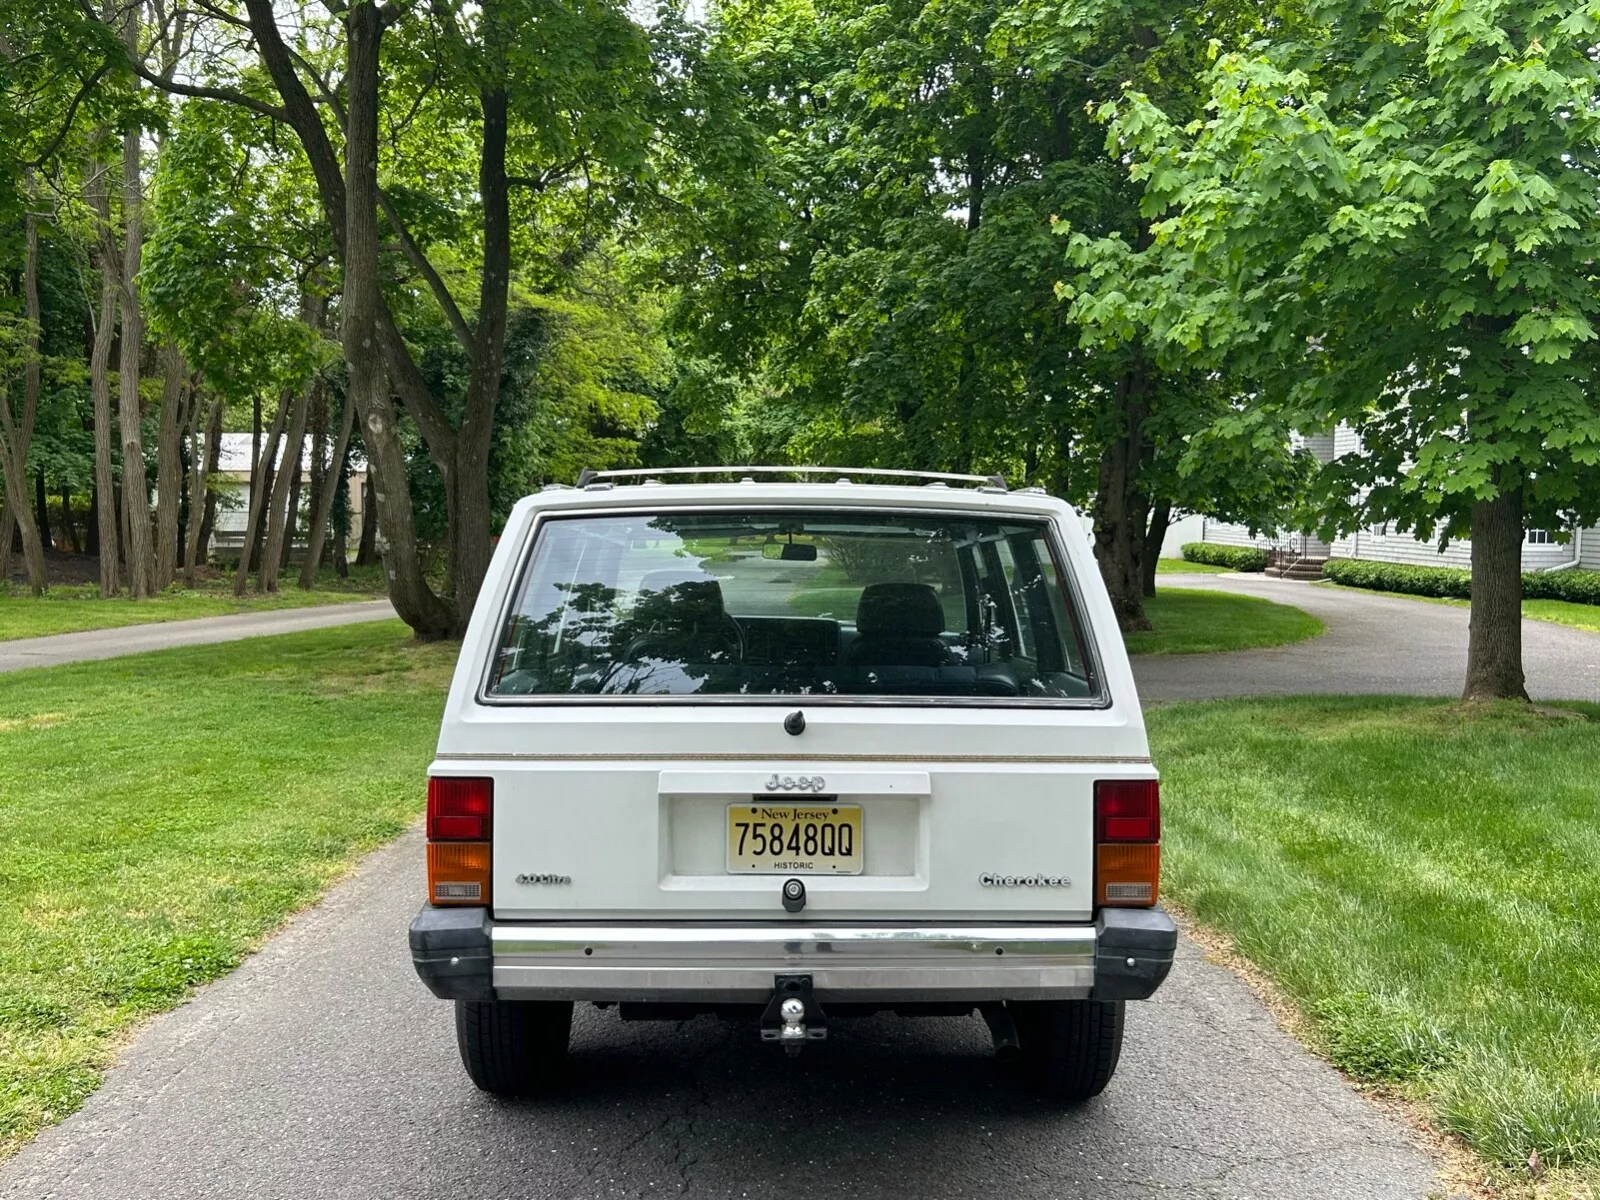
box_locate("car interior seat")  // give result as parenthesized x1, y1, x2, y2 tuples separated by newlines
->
(626, 569, 744, 663)
(844, 582, 951, 667)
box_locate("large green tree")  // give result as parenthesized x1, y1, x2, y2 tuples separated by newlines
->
(1071, 0, 1600, 698)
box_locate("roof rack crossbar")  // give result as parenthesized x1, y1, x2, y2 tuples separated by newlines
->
(575, 465, 1007, 490)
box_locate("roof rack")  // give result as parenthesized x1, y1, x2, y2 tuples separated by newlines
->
(574, 465, 1008, 491)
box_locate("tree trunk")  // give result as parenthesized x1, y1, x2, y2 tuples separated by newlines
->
(0, 461, 44, 596)
(260, 388, 308, 593)
(34, 469, 50, 551)
(0, 504, 11, 586)
(356, 474, 377, 566)
(117, 107, 155, 598)
(0, 186, 50, 594)
(154, 340, 188, 590)
(342, 0, 453, 638)
(196, 395, 222, 569)
(330, 433, 352, 579)
(234, 397, 286, 595)
(300, 391, 355, 589)
(1463, 485, 1529, 702)
(1092, 365, 1153, 631)
(185, 394, 223, 585)
(279, 434, 303, 572)
(62, 484, 79, 553)
(304, 381, 329, 571)
(1142, 498, 1172, 598)
(88, 178, 120, 598)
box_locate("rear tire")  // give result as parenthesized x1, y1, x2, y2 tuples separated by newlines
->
(454, 1000, 573, 1096)
(1009, 999, 1124, 1104)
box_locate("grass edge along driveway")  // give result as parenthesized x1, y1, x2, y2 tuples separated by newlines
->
(1126, 587, 1324, 656)
(0, 572, 388, 643)
(1150, 695, 1600, 1194)
(0, 621, 452, 1161)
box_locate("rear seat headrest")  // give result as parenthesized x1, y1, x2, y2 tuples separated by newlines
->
(855, 582, 945, 637)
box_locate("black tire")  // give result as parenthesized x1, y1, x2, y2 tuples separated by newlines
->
(454, 1000, 573, 1096)
(1009, 999, 1125, 1104)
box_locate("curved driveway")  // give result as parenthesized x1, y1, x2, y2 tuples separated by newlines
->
(1135, 573, 1600, 703)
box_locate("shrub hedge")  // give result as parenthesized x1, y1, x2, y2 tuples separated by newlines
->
(1180, 542, 1269, 572)
(1321, 558, 1471, 598)
(1322, 557, 1600, 605)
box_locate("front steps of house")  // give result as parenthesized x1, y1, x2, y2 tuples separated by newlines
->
(1264, 557, 1329, 581)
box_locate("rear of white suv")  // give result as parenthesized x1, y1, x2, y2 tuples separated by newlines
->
(409, 469, 1176, 1103)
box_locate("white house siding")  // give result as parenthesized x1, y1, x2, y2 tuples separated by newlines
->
(1332, 425, 1363, 459)
(1579, 533, 1600, 571)
(1160, 512, 1207, 558)
(209, 434, 367, 558)
(1192, 419, 1596, 572)
(1327, 529, 1472, 569)
(1226, 522, 1581, 572)
(1197, 520, 1260, 549)
(1194, 519, 1332, 558)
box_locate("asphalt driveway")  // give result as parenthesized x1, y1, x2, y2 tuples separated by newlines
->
(0, 600, 398, 673)
(0, 828, 1436, 1200)
(1135, 573, 1600, 703)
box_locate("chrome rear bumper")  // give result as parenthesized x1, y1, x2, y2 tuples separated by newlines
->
(492, 924, 1097, 1002)
(410, 907, 1177, 1004)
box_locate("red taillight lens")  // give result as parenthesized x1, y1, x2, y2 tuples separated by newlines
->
(1095, 779, 1160, 908)
(427, 777, 493, 841)
(1095, 779, 1160, 843)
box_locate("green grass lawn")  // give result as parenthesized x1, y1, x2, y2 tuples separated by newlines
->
(1150, 697, 1600, 1181)
(0, 622, 452, 1159)
(1521, 599, 1600, 635)
(1155, 557, 1232, 574)
(1124, 587, 1324, 655)
(0, 568, 388, 642)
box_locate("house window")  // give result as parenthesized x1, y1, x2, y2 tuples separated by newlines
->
(1525, 528, 1554, 545)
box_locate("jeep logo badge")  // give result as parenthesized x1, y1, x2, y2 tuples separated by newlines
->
(765, 773, 826, 793)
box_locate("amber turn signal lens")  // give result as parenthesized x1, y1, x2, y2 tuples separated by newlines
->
(1096, 843, 1159, 907)
(427, 841, 491, 906)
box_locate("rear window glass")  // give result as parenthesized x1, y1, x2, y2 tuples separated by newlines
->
(486, 510, 1097, 701)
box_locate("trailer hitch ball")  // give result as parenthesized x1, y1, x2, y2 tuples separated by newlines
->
(780, 997, 806, 1040)
(761, 974, 828, 1055)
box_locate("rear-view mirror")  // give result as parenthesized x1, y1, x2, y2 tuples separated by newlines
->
(781, 543, 818, 561)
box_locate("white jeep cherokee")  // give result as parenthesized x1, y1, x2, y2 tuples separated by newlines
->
(410, 467, 1176, 1103)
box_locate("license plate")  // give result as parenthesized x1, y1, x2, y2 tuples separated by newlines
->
(726, 802, 863, 874)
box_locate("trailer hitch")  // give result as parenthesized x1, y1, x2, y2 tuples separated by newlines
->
(760, 974, 828, 1055)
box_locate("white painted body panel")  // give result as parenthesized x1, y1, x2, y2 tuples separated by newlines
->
(433, 482, 1152, 925)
